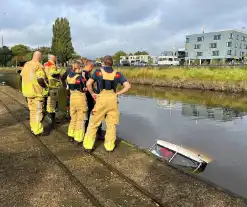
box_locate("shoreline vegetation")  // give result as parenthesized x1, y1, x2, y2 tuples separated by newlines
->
(2, 66, 247, 92)
(117, 67, 247, 93)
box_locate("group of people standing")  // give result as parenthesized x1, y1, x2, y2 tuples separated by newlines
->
(20, 51, 131, 152)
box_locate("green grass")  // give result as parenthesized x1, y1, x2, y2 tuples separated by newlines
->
(116, 67, 247, 81)
(0, 67, 19, 73)
(2, 66, 247, 92)
(115, 67, 247, 92)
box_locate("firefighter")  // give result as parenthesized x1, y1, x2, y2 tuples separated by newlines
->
(67, 60, 88, 146)
(43, 55, 62, 128)
(62, 59, 84, 120)
(20, 51, 49, 136)
(82, 60, 103, 139)
(83, 56, 131, 152)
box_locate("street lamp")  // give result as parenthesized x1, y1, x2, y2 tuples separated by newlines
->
(1, 13, 8, 47)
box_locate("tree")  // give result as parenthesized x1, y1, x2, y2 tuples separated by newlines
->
(38, 46, 52, 62)
(51, 17, 74, 63)
(71, 52, 81, 60)
(113, 50, 127, 64)
(0, 46, 13, 66)
(11, 44, 31, 65)
(134, 51, 149, 55)
(95, 58, 102, 62)
(11, 44, 30, 57)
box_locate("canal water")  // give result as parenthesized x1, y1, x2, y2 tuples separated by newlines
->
(1, 71, 247, 199)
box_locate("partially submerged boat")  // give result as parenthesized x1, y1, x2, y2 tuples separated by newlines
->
(150, 140, 212, 173)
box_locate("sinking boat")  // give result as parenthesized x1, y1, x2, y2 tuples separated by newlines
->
(149, 140, 212, 173)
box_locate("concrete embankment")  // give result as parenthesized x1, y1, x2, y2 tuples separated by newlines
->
(0, 85, 246, 206)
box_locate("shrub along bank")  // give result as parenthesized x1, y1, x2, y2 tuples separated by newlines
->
(117, 67, 247, 93)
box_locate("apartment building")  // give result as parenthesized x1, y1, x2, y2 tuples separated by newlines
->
(120, 55, 150, 65)
(185, 29, 247, 64)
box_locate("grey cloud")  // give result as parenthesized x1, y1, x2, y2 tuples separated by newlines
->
(101, 0, 160, 25)
(1, 0, 247, 58)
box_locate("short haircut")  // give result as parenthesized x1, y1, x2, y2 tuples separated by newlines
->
(103, 55, 113, 66)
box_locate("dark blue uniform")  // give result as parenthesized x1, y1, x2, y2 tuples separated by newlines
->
(83, 70, 102, 136)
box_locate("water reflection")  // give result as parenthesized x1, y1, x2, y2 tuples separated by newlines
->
(182, 104, 246, 122)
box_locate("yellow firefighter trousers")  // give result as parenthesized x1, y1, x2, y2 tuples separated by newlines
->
(83, 90, 119, 151)
(27, 98, 44, 135)
(47, 88, 59, 113)
(68, 93, 88, 143)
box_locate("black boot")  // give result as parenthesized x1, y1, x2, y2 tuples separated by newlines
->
(50, 113, 56, 128)
(68, 136, 74, 142)
(73, 141, 83, 147)
(35, 130, 50, 137)
(96, 128, 104, 140)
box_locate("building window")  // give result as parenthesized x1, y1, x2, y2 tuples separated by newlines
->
(236, 44, 238, 48)
(240, 43, 242, 49)
(229, 33, 233, 39)
(209, 43, 217, 48)
(213, 35, 221, 40)
(212, 51, 219, 56)
(245, 44, 247, 49)
(226, 42, 232, 47)
(185, 52, 188, 57)
(197, 36, 204, 42)
(237, 35, 239, 40)
(242, 36, 246, 41)
(227, 50, 232, 55)
(197, 52, 203, 56)
(186, 38, 189, 43)
(194, 44, 201, 49)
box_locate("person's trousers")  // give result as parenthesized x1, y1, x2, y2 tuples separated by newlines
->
(68, 93, 88, 143)
(83, 90, 119, 151)
(85, 93, 102, 133)
(47, 88, 59, 113)
(27, 97, 44, 135)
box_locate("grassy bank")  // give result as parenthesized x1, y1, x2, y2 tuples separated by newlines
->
(2, 66, 247, 93)
(117, 67, 247, 93)
(0, 67, 19, 73)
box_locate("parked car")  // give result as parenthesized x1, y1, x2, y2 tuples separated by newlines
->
(150, 140, 212, 173)
(121, 60, 130, 66)
(134, 61, 147, 67)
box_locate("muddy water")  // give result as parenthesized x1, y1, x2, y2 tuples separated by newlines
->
(1, 71, 247, 199)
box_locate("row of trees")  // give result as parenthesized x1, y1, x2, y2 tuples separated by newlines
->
(0, 44, 54, 66)
(0, 17, 76, 67)
(0, 16, 150, 66)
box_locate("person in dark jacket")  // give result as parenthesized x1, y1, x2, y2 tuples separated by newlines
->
(83, 60, 103, 140)
(61, 64, 73, 120)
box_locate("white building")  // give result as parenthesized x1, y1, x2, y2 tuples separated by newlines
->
(120, 55, 151, 65)
(158, 50, 179, 66)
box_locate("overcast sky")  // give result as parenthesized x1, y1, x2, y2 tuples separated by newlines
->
(0, 0, 246, 59)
